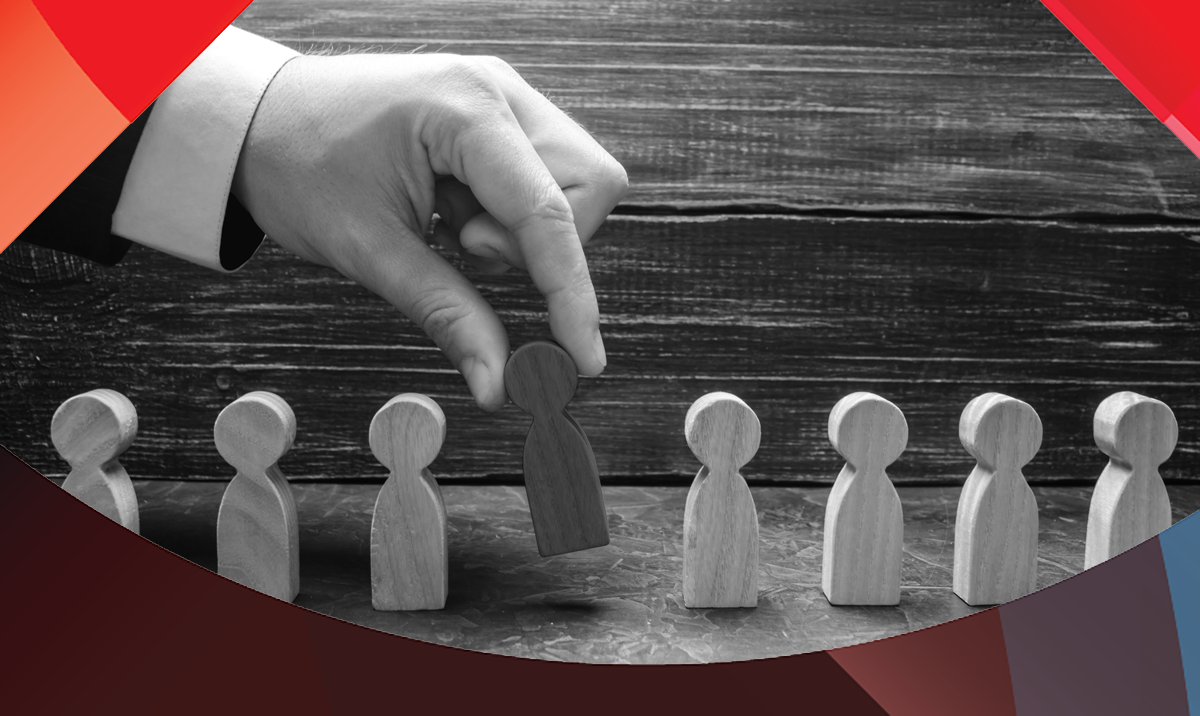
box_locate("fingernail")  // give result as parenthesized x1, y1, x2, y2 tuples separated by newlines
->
(466, 244, 505, 262)
(592, 329, 607, 369)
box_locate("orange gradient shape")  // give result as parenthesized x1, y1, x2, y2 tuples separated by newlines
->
(0, 0, 128, 252)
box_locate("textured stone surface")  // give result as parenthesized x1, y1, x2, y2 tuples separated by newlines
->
(127, 481, 1200, 663)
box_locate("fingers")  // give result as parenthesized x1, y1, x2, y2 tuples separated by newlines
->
(346, 225, 512, 412)
(451, 188, 608, 273)
(431, 221, 513, 275)
(485, 58, 629, 239)
(442, 60, 627, 263)
(433, 178, 515, 273)
(452, 115, 607, 376)
(459, 212, 525, 271)
(451, 145, 624, 259)
(420, 56, 626, 377)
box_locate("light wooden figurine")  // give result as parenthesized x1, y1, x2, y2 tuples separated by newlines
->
(953, 393, 1041, 606)
(1084, 391, 1176, 569)
(51, 389, 140, 532)
(214, 392, 300, 602)
(370, 394, 448, 611)
(822, 392, 906, 606)
(683, 392, 760, 608)
(505, 341, 609, 557)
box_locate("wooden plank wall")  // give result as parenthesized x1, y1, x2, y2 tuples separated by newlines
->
(2, 0, 1198, 484)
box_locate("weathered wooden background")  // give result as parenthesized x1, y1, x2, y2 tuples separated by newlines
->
(2, 0, 1198, 483)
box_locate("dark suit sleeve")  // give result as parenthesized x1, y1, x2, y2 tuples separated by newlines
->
(15, 105, 266, 269)
(15, 106, 155, 266)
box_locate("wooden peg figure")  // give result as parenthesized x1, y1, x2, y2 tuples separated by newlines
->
(823, 392, 906, 606)
(683, 392, 760, 608)
(51, 389, 139, 532)
(953, 393, 1041, 606)
(215, 392, 300, 602)
(1085, 391, 1176, 569)
(370, 394, 448, 611)
(505, 341, 609, 557)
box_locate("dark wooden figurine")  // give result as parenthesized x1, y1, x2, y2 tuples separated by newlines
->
(505, 341, 609, 557)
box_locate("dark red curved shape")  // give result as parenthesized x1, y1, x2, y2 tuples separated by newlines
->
(0, 448, 887, 714)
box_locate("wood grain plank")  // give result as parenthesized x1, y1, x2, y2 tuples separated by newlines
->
(3, 216, 1197, 483)
(228, 0, 1200, 217)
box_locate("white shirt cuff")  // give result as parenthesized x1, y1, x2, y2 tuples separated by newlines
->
(112, 27, 299, 271)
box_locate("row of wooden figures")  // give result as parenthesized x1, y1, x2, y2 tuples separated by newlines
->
(683, 390, 1177, 609)
(50, 385, 1177, 611)
(51, 389, 452, 609)
(49, 341, 609, 610)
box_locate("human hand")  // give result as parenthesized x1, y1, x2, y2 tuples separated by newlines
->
(231, 53, 627, 411)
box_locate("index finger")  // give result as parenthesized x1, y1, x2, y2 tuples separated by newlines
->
(452, 112, 607, 376)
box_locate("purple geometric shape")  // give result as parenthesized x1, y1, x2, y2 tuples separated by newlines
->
(999, 538, 1188, 716)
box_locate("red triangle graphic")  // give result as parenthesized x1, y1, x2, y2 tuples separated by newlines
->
(32, 0, 253, 121)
